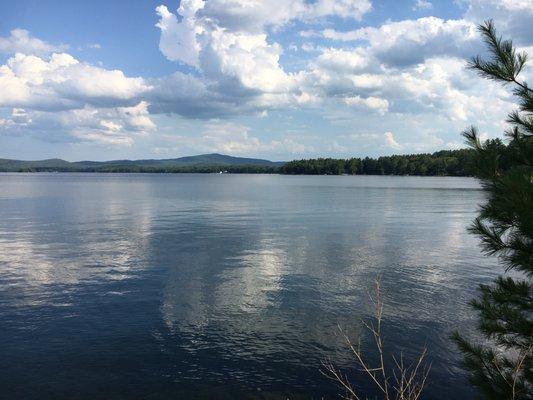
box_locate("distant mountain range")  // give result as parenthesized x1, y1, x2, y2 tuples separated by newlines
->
(0, 153, 286, 173)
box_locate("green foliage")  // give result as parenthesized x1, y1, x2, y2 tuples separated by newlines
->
(452, 21, 533, 400)
(280, 149, 476, 176)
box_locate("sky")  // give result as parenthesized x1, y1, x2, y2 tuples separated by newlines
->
(0, 0, 532, 161)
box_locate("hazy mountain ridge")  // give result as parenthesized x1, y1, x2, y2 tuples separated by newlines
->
(0, 153, 285, 172)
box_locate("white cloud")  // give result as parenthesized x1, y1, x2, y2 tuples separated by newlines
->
(65, 102, 155, 145)
(199, 121, 311, 155)
(155, 0, 372, 71)
(151, 3, 519, 131)
(198, 0, 371, 32)
(445, 141, 464, 150)
(413, 0, 432, 10)
(343, 96, 389, 115)
(199, 0, 306, 32)
(155, 3, 296, 107)
(383, 131, 403, 150)
(1, 101, 156, 146)
(310, 0, 372, 20)
(315, 48, 369, 72)
(318, 28, 361, 41)
(118, 101, 156, 131)
(99, 120, 122, 132)
(463, 0, 533, 44)
(153, 0, 377, 99)
(300, 42, 321, 52)
(0, 53, 151, 111)
(155, 4, 203, 67)
(202, 29, 292, 93)
(70, 130, 135, 146)
(0, 30, 159, 147)
(0, 29, 67, 56)
(337, 130, 451, 154)
(201, 122, 265, 154)
(3, 0, 532, 156)
(310, 17, 480, 66)
(154, 121, 313, 156)
(378, 56, 510, 122)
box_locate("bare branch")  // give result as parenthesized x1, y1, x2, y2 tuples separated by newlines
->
(321, 278, 431, 400)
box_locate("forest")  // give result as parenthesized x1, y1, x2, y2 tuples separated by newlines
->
(280, 148, 478, 176)
(2, 139, 516, 176)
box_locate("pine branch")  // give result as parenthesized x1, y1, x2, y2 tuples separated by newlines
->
(455, 20, 533, 400)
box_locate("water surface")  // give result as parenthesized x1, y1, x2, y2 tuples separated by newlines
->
(0, 173, 496, 399)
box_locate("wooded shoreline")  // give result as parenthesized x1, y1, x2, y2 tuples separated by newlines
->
(0, 142, 512, 176)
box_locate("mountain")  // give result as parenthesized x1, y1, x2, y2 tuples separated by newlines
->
(0, 153, 285, 172)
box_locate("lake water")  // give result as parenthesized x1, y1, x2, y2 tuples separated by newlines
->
(0, 173, 498, 399)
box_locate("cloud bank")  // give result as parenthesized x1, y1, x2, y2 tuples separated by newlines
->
(0, 0, 531, 157)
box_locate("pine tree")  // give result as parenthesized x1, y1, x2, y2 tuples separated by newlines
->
(451, 20, 533, 400)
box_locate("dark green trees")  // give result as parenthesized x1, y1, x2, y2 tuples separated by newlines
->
(451, 21, 532, 399)
(280, 149, 475, 176)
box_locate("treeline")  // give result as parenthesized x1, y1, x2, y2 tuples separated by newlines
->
(3, 140, 515, 176)
(280, 148, 477, 176)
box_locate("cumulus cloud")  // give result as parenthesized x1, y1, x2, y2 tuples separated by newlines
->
(156, 3, 294, 95)
(315, 48, 369, 72)
(343, 96, 389, 115)
(196, 0, 371, 33)
(2, 0, 532, 155)
(464, 0, 533, 44)
(0, 53, 151, 111)
(153, 0, 377, 108)
(0, 29, 68, 56)
(155, 3, 203, 66)
(118, 101, 156, 131)
(0, 31, 160, 147)
(307, 17, 480, 67)
(199, 0, 306, 32)
(149, 2, 527, 130)
(147, 0, 520, 145)
(2, 101, 156, 146)
(289, 9, 520, 134)
(152, 2, 334, 121)
(383, 131, 403, 150)
(381, 56, 514, 122)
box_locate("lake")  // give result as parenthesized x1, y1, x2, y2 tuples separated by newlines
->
(0, 173, 497, 399)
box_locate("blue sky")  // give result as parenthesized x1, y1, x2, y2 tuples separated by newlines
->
(0, 0, 531, 161)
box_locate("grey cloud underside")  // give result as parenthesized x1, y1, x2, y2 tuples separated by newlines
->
(464, 0, 533, 45)
(373, 41, 482, 68)
(0, 5, 524, 120)
(1, 0, 532, 152)
(146, 74, 271, 118)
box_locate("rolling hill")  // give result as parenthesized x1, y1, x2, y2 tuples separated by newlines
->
(0, 153, 285, 172)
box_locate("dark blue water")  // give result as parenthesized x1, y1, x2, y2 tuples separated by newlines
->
(0, 173, 496, 399)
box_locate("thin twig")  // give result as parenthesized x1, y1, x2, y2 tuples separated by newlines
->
(321, 278, 431, 400)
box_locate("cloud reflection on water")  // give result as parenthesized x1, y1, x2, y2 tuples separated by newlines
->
(0, 174, 494, 399)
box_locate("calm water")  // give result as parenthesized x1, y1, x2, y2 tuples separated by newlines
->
(0, 173, 497, 399)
